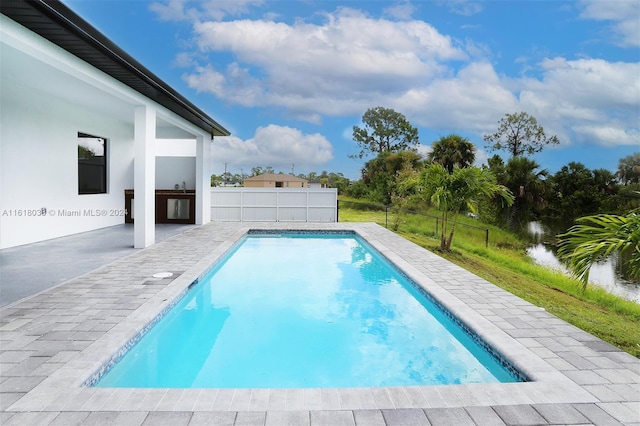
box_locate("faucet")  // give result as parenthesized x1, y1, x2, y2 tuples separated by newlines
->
(181, 181, 186, 193)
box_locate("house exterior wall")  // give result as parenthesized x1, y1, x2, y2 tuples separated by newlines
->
(243, 179, 307, 188)
(0, 13, 218, 249)
(0, 80, 134, 249)
(244, 180, 273, 188)
(308, 181, 328, 189)
(155, 157, 196, 190)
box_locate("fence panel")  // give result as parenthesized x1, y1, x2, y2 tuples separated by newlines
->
(211, 188, 337, 222)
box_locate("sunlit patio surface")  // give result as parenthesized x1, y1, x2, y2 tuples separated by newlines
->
(1, 222, 638, 425)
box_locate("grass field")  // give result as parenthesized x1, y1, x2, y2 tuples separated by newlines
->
(338, 199, 640, 357)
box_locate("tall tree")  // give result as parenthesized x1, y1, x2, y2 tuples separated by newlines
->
(400, 163, 513, 250)
(499, 156, 549, 228)
(428, 134, 476, 174)
(617, 152, 640, 185)
(326, 172, 351, 194)
(593, 168, 618, 194)
(484, 112, 559, 158)
(361, 151, 424, 205)
(547, 162, 618, 225)
(210, 174, 223, 187)
(351, 107, 419, 159)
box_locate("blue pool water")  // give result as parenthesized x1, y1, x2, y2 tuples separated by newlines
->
(95, 232, 521, 388)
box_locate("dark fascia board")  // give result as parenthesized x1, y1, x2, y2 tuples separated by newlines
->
(1, 0, 230, 137)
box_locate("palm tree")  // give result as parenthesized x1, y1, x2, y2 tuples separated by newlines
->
(400, 163, 513, 250)
(557, 209, 640, 289)
(489, 156, 549, 228)
(592, 168, 618, 195)
(428, 134, 476, 174)
(617, 152, 640, 185)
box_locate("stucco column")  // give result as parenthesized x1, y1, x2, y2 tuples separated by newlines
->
(134, 105, 156, 248)
(195, 133, 211, 225)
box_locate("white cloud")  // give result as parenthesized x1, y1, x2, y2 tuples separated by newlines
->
(183, 8, 466, 121)
(536, 58, 639, 109)
(395, 57, 638, 150)
(173, 52, 197, 68)
(211, 125, 333, 173)
(184, 63, 263, 107)
(384, 1, 417, 20)
(341, 126, 355, 141)
(474, 147, 489, 167)
(579, 0, 640, 47)
(397, 62, 518, 133)
(199, 0, 264, 21)
(463, 38, 492, 60)
(573, 125, 640, 146)
(194, 9, 465, 66)
(415, 143, 431, 159)
(517, 58, 640, 147)
(164, 3, 638, 152)
(444, 0, 483, 17)
(150, 0, 189, 21)
(150, 0, 263, 22)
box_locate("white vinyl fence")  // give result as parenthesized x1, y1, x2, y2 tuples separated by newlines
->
(211, 188, 337, 222)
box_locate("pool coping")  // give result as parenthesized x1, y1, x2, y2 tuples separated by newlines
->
(1, 222, 638, 419)
(85, 228, 526, 388)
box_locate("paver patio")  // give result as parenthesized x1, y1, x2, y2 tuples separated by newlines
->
(0, 222, 638, 425)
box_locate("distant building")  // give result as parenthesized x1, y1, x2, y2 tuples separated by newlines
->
(243, 174, 308, 188)
(308, 180, 328, 189)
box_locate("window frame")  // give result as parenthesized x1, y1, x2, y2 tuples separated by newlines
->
(77, 132, 108, 195)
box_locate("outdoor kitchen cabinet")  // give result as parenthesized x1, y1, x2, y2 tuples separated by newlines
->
(124, 189, 196, 224)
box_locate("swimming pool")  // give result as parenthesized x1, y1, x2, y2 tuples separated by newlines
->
(94, 231, 523, 388)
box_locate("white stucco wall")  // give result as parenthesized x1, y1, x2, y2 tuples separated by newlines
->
(1, 14, 215, 249)
(155, 157, 196, 190)
(0, 81, 134, 248)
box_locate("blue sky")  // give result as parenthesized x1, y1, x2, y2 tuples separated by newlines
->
(64, 0, 639, 180)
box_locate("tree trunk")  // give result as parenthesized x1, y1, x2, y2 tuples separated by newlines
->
(445, 221, 457, 251)
(445, 230, 455, 250)
(440, 213, 448, 250)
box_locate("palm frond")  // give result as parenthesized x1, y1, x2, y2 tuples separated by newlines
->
(557, 211, 640, 289)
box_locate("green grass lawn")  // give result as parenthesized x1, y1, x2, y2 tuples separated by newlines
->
(338, 201, 640, 357)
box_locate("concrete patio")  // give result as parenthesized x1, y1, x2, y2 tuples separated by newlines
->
(0, 224, 197, 308)
(0, 222, 638, 425)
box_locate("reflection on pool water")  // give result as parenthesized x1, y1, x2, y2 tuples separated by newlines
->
(94, 232, 522, 388)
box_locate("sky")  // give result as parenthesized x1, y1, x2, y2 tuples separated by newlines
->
(64, 0, 639, 180)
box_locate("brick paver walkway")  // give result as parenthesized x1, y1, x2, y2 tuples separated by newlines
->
(1, 222, 638, 425)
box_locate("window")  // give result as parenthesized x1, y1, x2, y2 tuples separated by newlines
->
(78, 132, 107, 194)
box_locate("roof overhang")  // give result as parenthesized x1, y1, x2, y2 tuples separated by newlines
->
(0, 0, 230, 138)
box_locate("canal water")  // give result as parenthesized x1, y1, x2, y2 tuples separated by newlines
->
(526, 222, 639, 303)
